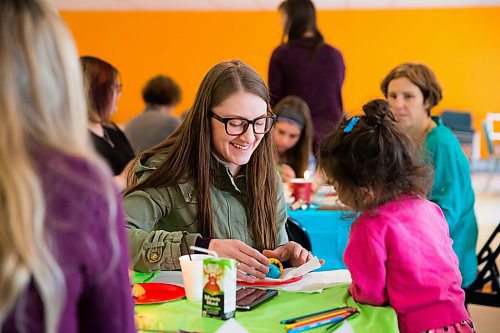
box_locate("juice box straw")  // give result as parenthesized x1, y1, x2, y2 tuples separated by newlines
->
(189, 246, 218, 258)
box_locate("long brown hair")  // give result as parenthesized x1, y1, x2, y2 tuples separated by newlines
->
(274, 96, 313, 177)
(126, 60, 279, 250)
(319, 99, 433, 211)
(279, 0, 324, 49)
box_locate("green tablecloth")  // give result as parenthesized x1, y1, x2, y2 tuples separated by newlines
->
(135, 282, 398, 333)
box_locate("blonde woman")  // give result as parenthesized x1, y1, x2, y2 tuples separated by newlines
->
(0, 0, 135, 332)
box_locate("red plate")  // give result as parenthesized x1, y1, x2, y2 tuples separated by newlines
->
(237, 275, 303, 287)
(134, 283, 185, 305)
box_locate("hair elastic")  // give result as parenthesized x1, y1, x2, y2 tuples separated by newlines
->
(343, 117, 360, 133)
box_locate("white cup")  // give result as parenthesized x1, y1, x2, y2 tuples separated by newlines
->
(179, 254, 212, 302)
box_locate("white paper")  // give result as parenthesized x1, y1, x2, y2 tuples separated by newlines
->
(151, 264, 351, 293)
(260, 270, 352, 293)
(334, 321, 354, 333)
(264, 256, 322, 282)
(215, 318, 249, 333)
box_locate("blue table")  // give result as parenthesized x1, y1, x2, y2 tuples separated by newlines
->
(287, 207, 355, 271)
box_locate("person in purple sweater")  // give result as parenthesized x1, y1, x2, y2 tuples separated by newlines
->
(269, 0, 345, 150)
(318, 99, 474, 333)
(0, 0, 135, 332)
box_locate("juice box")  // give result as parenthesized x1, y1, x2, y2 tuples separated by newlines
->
(202, 257, 236, 320)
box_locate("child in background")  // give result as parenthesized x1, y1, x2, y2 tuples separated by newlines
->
(272, 96, 314, 183)
(318, 99, 474, 333)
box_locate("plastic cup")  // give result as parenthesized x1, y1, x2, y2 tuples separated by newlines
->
(179, 254, 212, 302)
(291, 178, 313, 203)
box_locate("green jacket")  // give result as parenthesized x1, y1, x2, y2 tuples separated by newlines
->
(124, 154, 288, 272)
(425, 117, 478, 287)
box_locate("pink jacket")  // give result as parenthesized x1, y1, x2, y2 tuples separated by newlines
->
(344, 196, 470, 333)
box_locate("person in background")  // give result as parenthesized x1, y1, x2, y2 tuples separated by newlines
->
(81, 56, 135, 190)
(319, 99, 474, 333)
(124, 60, 312, 282)
(272, 96, 314, 183)
(381, 63, 478, 290)
(0, 0, 135, 332)
(269, 0, 345, 151)
(125, 75, 181, 154)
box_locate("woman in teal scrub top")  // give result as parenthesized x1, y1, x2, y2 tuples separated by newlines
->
(381, 63, 478, 289)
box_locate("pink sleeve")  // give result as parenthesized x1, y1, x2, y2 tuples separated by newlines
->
(345, 221, 389, 306)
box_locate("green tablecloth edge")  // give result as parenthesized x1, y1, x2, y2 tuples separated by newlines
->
(134, 274, 399, 333)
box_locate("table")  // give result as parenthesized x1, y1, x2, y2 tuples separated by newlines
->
(287, 207, 355, 271)
(134, 272, 398, 333)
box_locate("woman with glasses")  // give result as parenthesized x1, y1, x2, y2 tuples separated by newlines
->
(124, 60, 312, 281)
(81, 56, 135, 190)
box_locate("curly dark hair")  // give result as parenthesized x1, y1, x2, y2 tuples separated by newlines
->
(142, 75, 181, 106)
(318, 99, 433, 211)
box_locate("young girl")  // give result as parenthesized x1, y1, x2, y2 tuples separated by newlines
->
(318, 99, 474, 333)
(272, 96, 314, 183)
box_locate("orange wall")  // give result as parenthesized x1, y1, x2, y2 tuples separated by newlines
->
(61, 8, 500, 154)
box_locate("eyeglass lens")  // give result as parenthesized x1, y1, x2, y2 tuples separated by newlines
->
(226, 117, 274, 135)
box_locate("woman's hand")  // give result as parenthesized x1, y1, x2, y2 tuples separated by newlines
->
(209, 239, 270, 283)
(262, 241, 312, 267)
(279, 163, 296, 183)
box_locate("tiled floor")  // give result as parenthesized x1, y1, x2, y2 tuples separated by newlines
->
(467, 172, 500, 333)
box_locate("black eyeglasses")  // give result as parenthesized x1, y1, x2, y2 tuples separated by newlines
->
(209, 112, 276, 136)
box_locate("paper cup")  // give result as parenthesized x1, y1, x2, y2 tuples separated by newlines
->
(179, 254, 212, 302)
(291, 178, 313, 204)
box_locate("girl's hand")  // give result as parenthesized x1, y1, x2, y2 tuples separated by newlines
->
(209, 239, 270, 282)
(262, 241, 312, 267)
(279, 163, 296, 183)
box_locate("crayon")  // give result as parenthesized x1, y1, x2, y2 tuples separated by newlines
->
(280, 306, 352, 324)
